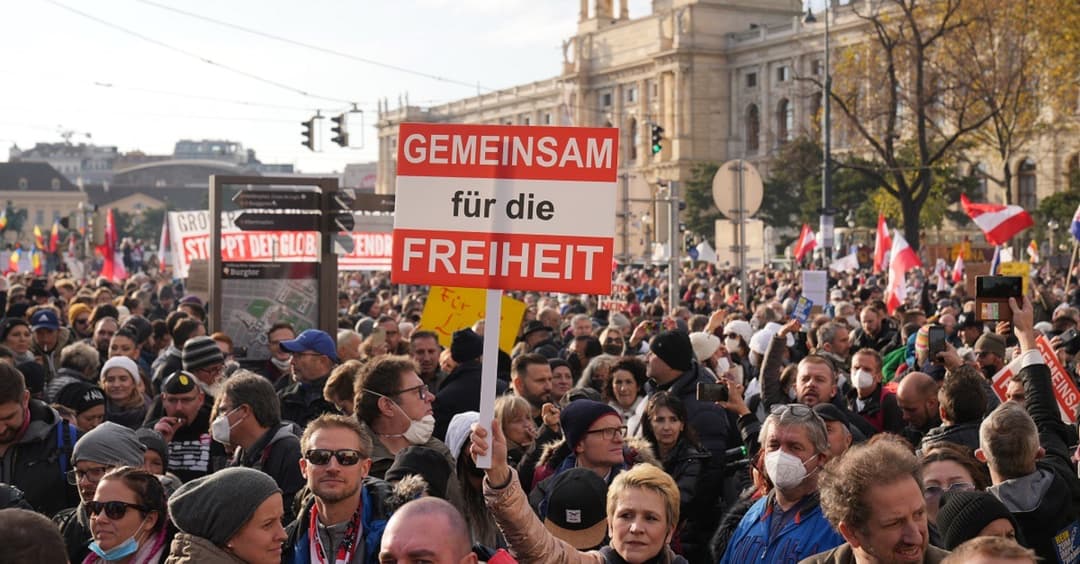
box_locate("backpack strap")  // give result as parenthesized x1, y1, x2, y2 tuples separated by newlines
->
(55, 420, 76, 479)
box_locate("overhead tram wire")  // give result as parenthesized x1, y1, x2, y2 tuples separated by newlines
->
(44, 0, 356, 106)
(134, 0, 495, 93)
(91, 82, 327, 113)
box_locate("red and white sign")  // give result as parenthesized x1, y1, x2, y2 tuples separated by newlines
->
(167, 211, 392, 277)
(990, 335, 1080, 424)
(391, 123, 618, 294)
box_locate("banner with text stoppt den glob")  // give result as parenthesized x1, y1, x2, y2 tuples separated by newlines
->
(391, 123, 618, 294)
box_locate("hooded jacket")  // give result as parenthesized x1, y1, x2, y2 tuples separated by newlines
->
(659, 437, 722, 562)
(165, 533, 245, 564)
(229, 422, 304, 519)
(849, 318, 900, 355)
(987, 354, 1080, 563)
(529, 435, 659, 519)
(0, 398, 80, 516)
(433, 360, 508, 442)
(485, 469, 688, 564)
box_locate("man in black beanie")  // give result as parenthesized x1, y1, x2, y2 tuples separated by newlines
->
(645, 330, 730, 457)
(432, 329, 506, 441)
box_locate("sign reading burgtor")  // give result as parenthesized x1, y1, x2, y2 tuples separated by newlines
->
(391, 123, 618, 294)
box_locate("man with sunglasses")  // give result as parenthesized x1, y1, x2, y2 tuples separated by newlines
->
(278, 329, 339, 429)
(721, 403, 844, 563)
(52, 421, 146, 564)
(284, 413, 401, 564)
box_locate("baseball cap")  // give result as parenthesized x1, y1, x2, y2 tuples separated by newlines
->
(30, 309, 59, 331)
(542, 468, 609, 550)
(280, 329, 339, 363)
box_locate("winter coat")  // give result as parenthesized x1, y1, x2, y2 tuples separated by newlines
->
(988, 353, 1080, 564)
(32, 326, 73, 381)
(529, 436, 659, 519)
(433, 360, 507, 441)
(918, 421, 981, 453)
(644, 361, 731, 457)
(151, 347, 182, 395)
(229, 423, 304, 518)
(845, 383, 904, 434)
(659, 438, 722, 562)
(143, 396, 226, 483)
(849, 319, 901, 356)
(165, 533, 244, 564)
(485, 469, 688, 564)
(799, 542, 950, 564)
(0, 399, 80, 516)
(719, 492, 844, 564)
(54, 504, 91, 564)
(278, 375, 337, 429)
(45, 367, 89, 403)
(284, 475, 424, 564)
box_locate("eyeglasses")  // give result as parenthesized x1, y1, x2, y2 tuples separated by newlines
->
(84, 500, 148, 520)
(304, 449, 365, 466)
(66, 466, 110, 485)
(392, 383, 430, 401)
(923, 482, 975, 500)
(586, 425, 627, 441)
(74, 318, 90, 326)
(771, 403, 814, 417)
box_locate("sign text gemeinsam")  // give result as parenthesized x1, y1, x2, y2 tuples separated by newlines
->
(391, 123, 618, 294)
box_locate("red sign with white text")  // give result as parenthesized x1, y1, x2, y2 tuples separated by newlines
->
(392, 123, 618, 294)
(990, 336, 1080, 423)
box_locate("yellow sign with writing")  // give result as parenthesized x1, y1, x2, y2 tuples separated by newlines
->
(419, 286, 527, 354)
(997, 262, 1031, 296)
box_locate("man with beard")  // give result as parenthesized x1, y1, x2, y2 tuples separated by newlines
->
(409, 330, 445, 391)
(147, 370, 224, 482)
(895, 372, 941, 446)
(284, 414, 402, 564)
(815, 322, 851, 383)
(850, 305, 901, 355)
(973, 333, 1006, 381)
(955, 313, 984, 348)
(805, 439, 949, 563)
(645, 330, 730, 456)
(89, 317, 118, 367)
(0, 362, 78, 516)
(511, 353, 553, 425)
(67, 303, 93, 340)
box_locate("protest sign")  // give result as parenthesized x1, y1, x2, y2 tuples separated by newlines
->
(418, 286, 526, 354)
(990, 335, 1080, 424)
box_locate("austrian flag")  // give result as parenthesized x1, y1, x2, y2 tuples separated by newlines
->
(886, 230, 922, 314)
(960, 194, 1033, 246)
(793, 224, 816, 262)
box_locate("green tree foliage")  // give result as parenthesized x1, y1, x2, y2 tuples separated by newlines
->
(682, 162, 721, 246)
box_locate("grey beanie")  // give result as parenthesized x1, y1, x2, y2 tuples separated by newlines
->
(182, 336, 224, 372)
(168, 467, 281, 546)
(72, 421, 146, 467)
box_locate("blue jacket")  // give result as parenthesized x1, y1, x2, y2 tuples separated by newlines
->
(285, 478, 396, 564)
(719, 492, 843, 564)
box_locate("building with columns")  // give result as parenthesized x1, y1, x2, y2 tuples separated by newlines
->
(377, 0, 1080, 261)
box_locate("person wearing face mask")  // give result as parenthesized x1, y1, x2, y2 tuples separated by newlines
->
(85, 466, 173, 564)
(845, 349, 904, 434)
(354, 355, 456, 480)
(720, 404, 844, 564)
(214, 371, 303, 521)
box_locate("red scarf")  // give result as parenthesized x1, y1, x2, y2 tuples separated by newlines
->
(308, 498, 364, 564)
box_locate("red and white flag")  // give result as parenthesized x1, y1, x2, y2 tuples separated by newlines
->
(873, 213, 893, 274)
(952, 254, 964, 284)
(885, 230, 922, 314)
(960, 194, 1033, 246)
(793, 224, 816, 262)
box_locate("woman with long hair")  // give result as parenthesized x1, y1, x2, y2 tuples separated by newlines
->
(606, 357, 647, 437)
(100, 356, 150, 430)
(495, 395, 536, 469)
(85, 466, 172, 564)
(1, 317, 34, 364)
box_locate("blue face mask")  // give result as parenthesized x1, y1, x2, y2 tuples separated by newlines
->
(89, 522, 145, 561)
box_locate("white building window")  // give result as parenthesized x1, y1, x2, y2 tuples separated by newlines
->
(543, 112, 553, 125)
(626, 87, 637, 104)
(746, 72, 758, 88)
(600, 91, 613, 108)
(777, 66, 790, 83)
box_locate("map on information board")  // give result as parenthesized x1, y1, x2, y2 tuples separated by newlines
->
(221, 262, 318, 361)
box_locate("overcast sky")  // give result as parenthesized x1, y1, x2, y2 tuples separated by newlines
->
(3, 0, 817, 174)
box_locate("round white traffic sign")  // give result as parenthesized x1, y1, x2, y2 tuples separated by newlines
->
(712, 159, 763, 218)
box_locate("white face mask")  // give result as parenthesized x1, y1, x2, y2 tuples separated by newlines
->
(366, 389, 435, 445)
(725, 337, 742, 352)
(716, 356, 731, 375)
(846, 316, 859, 329)
(852, 369, 874, 390)
(764, 449, 815, 490)
(210, 407, 243, 445)
(271, 356, 292, 371)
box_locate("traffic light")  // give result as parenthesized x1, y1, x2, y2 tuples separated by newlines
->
(650, 124, 664, 155)
(330, 113, 348, 147)
(301, 117, 316, 150)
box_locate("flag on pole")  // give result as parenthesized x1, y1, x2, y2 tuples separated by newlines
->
(31, 249, 42, 276)
(886, 230, 922, 314)
(952, 254, 964, 284)
(1028, 240, 1040, 263)
(793, 224, 817, 262)
(960, 194, 1033, 245)
(7, 248, 19, 273)
(874, 213, 892, 274)
(97, 209, 121, 280)
(1072, 203, 1080, 242)
(49, 221, 59, 254)
(935, 258, 949, 292)
(33, 225, 45, 251)
(989, 245, 1001, 275)
(0, 209, 8, 231)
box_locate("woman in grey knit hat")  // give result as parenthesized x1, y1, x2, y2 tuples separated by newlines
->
(165, 467, 286, 564)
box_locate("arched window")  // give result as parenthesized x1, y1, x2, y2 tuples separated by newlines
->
(777, 98, 793, 143)
(627, 118, 638, 162)
(746, 104, 760, 154)
(969, 163, 988, 202)
(1018, 158, 1037, 209)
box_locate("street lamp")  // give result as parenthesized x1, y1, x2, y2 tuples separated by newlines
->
(1049, 219, 1059, 263)
(805, 4, 833, 265)
(641, 212, 653, 264)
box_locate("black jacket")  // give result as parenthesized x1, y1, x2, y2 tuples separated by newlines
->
(278, 375, 337, 429)
(433, 360, 508, 442)
(53, 505, 90, 564)
(988, 358, 1080, 563)
(919, 421, 981, 453)
(849, 319, 901, 355)
(230, 422, 304, 520)
(143, 396, 226, 483)
(845, 383, 905, 434)
(661, 438, 722, 562)
(646, 362, 731, 458)
(0, 399, 80, 516)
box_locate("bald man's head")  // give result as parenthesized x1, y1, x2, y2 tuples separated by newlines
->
(379, 497, 477, 564)
(896, 372, 940, 430)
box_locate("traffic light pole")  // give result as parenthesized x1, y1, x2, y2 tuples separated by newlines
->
(668, 181, 679, 311)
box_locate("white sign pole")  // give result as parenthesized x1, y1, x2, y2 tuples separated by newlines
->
(476, 288, 502, 469)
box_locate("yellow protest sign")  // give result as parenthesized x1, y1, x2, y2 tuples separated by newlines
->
(419, 286, 527, 354)
(997, 262, 1031, 296)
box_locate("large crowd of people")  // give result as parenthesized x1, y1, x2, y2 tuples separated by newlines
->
(0, 261, 1074, 563)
